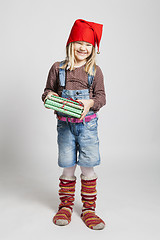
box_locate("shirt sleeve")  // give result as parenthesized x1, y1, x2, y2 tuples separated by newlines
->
(90, 65, 106, 112)
(41, 62, 59, 102)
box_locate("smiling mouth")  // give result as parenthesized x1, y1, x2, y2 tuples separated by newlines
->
(77, 51, 87, 55)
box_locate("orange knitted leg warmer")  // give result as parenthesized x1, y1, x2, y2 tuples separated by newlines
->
(81, 174, 105, 230)
(53, 175, 76, 226)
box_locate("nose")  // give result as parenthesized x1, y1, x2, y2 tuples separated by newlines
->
(80, 44, 86, 51)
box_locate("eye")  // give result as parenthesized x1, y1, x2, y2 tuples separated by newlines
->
(86, 43, 92, 47)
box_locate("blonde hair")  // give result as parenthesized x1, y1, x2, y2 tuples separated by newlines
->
(60, 42, 96, 76)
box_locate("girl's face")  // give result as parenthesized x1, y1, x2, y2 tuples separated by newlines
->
(73, 41, 93, 65)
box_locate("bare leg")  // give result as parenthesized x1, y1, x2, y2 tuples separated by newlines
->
(80, 166, 95, 178)
(62, 165, 77, 177)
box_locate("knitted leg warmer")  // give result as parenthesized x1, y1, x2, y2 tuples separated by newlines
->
(53, 175, 76, 226)
(81, 174, 105, 230)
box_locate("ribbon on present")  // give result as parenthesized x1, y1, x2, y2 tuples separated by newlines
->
(44, 95, 84, 118)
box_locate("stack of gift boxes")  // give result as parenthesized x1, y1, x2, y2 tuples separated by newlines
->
(44, 95, 84, 119)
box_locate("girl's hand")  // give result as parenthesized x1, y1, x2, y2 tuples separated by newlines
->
(44, 91, 59, 103)
(44, 91, 59, 113)
(78, 99, 94, 120)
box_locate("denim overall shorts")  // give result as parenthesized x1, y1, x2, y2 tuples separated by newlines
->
(57, 62, 101, 168)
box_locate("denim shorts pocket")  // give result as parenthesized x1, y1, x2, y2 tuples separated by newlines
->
(57, 120, 67, 130)
(84, 117, 98, 131)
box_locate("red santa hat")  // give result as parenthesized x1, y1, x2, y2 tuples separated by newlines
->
(66, 19, 103, 53)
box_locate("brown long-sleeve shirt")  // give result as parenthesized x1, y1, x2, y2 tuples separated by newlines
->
(42, 62, 106, 112)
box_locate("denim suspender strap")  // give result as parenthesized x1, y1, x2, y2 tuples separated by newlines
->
(87, 66, 95, 88)
(59, 61, 95, 88)
(59, 62, 66, 87)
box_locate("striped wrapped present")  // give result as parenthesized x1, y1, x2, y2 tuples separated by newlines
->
(44, 95, 84, 119)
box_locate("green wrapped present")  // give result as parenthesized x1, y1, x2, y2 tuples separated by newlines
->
(44, 95, 84, 118)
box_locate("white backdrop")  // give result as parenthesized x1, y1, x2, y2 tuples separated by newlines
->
(0, 0, 160, 239)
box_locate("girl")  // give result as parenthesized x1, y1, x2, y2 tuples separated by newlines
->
(42, 19, 106, 230)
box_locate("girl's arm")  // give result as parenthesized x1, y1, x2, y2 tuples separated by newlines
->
(79, 99, 94, 120)
(90, 66, 106, 112)
(78, 66, 106, 120)
(42, 62, 59, 102)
